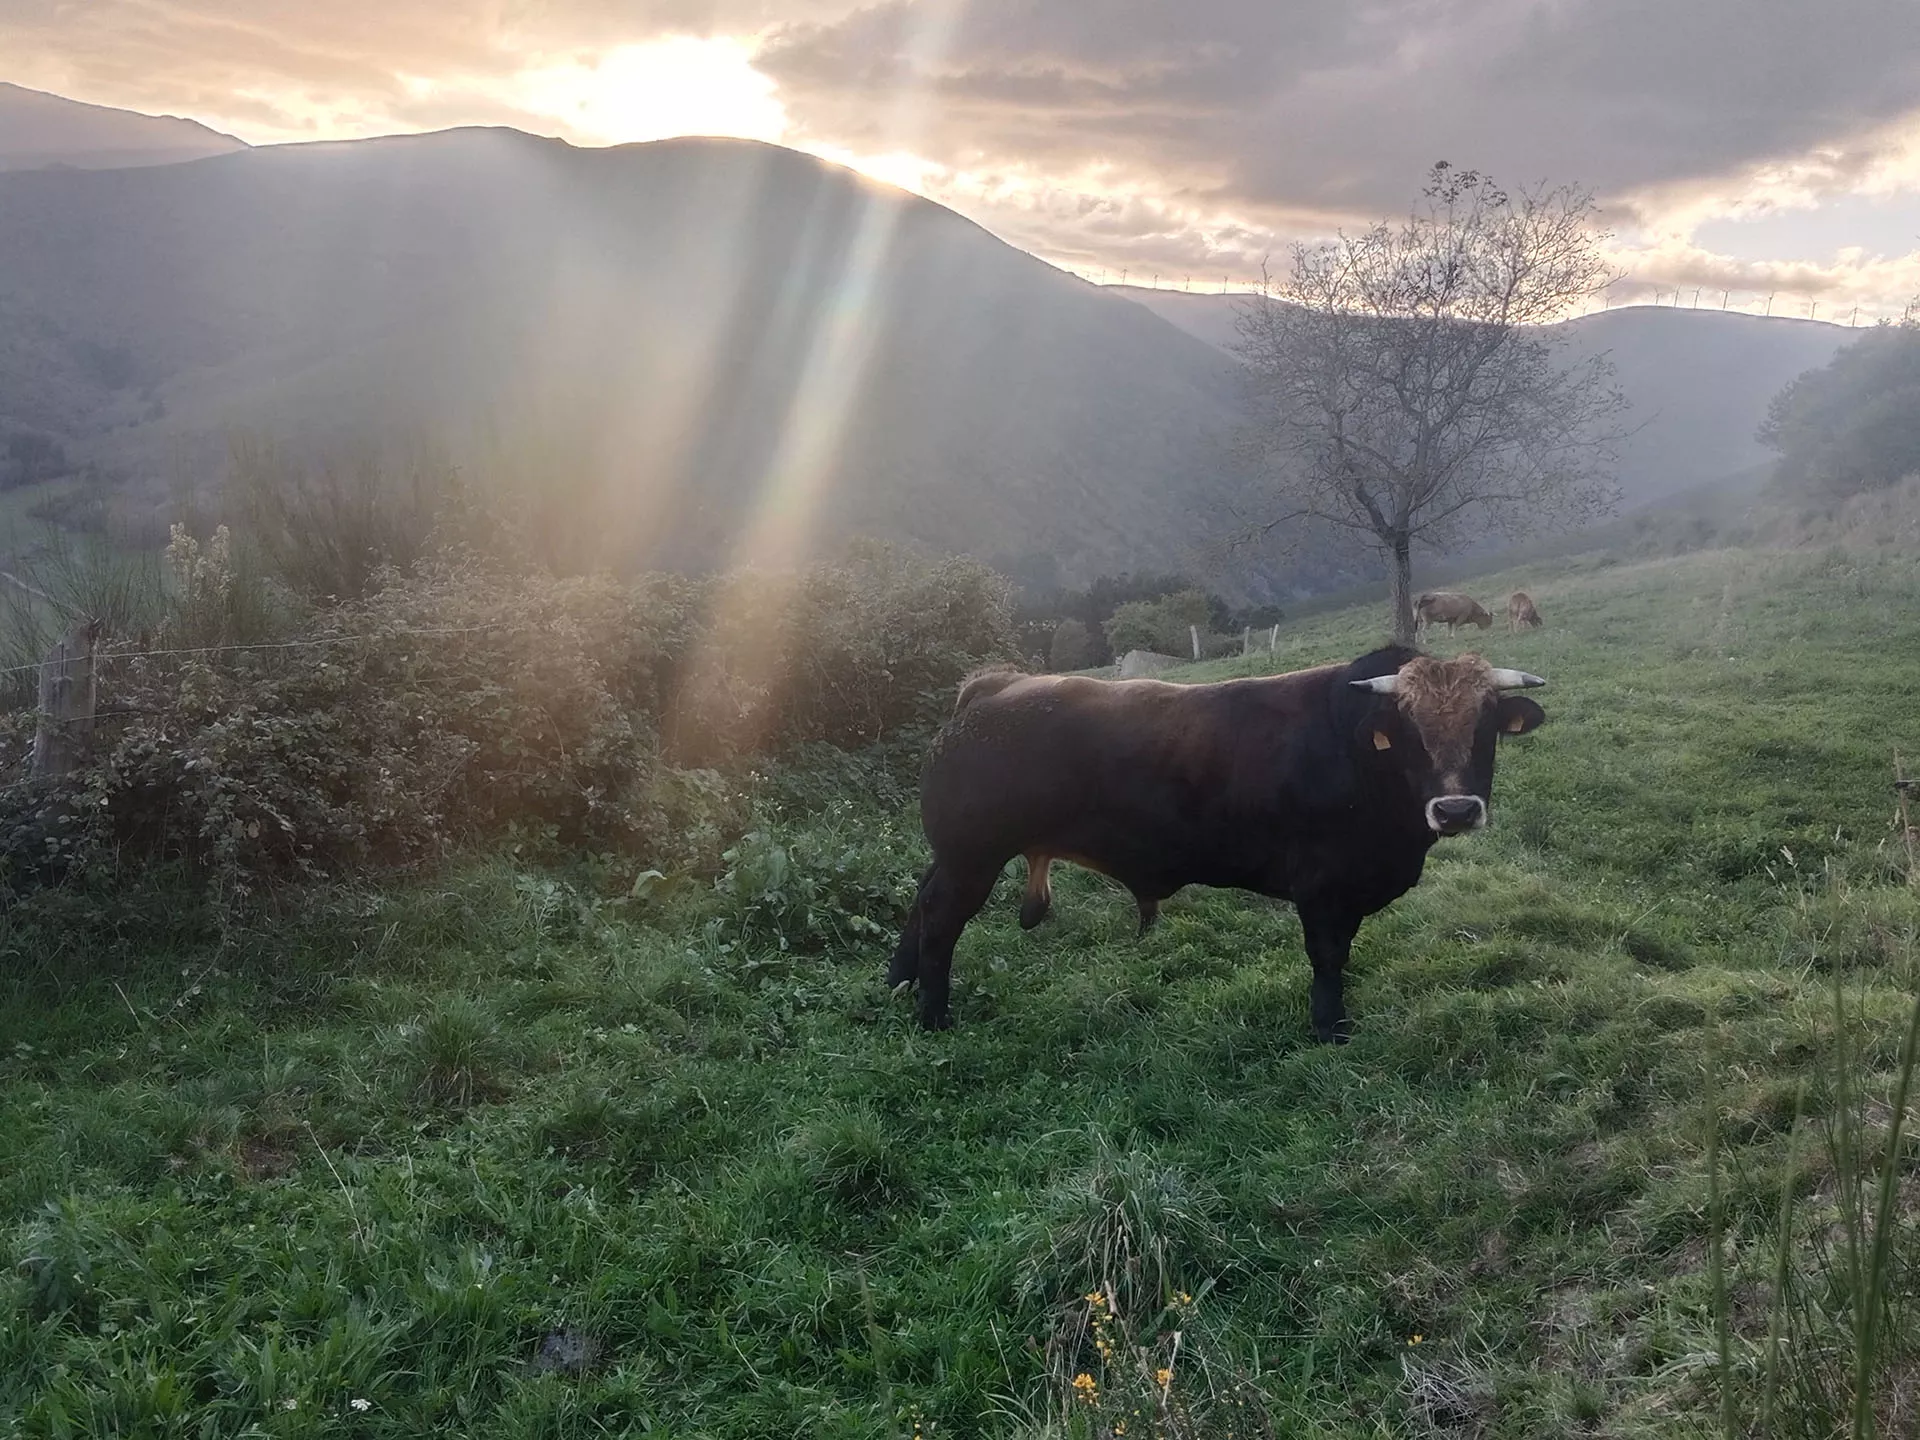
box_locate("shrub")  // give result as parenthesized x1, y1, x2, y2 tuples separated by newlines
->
(1762, 321, 1920, 504)
(0, 560, 699, 900)
(1049, 619, 1097, 672)
(1104, 590, 1213, 659)
(671, 539, 1015, 761)
(227, 440, 457, 603)
(708, 803, 922, 955)
(0, 541, 1002, 906)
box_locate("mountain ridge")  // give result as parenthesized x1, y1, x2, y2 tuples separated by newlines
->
(1106, 283, 1851, 507)
(0, 125, 1277, 592)
(0, 99, 1859, 597)
(0, 81, 247, 171)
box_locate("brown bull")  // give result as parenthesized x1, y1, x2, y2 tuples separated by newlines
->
(888, 646, 1547, 1040)
(1415, 592, 1493, 637)
(1507, 591, 1543, 632)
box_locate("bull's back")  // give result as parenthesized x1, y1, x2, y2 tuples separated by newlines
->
(920, 670, 1329, 878)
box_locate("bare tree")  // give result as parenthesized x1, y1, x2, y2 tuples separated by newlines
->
(1234, 163, 1626, 643)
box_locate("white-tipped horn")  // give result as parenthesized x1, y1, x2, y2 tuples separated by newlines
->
(1349, 675, 1400, 694)
(1489, 668, 1546, 689)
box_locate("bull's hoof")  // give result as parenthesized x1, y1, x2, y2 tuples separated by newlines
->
(917, 1005, 954, 1032)
(889, 979, 913, 998)
(1312, 1021, 1354, 1045)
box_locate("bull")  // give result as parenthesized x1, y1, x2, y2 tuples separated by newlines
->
(1415, 592, 1493, 637)
(1507, 591, 1543, 632)
(887, 647, 1546, 1041)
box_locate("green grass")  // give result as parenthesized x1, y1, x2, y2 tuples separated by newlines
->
(6, 545, 1920, 1437)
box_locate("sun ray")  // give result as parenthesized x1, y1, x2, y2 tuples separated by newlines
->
(673, 0, 966, 754)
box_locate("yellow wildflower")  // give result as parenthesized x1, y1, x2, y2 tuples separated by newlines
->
(1156, 1366, 1173, 1390)
(1408, 1334, 1424, 1346)
(1072, 1372, 1098, 1403)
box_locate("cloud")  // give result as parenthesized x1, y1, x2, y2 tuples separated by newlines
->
(3, 0, 1917, 312)
(756, 0, 1920, 310)
(0, 1, 834, 140)
(762, 0, 1920, 211)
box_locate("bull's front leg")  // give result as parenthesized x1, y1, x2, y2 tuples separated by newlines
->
(1298, 903, 1362, 1044)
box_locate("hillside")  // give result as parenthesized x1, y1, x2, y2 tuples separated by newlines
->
(6, 543, 1920, 1434)
(1111, 284, 1851, 507)
(0, 82, 245, 171)
(0, 129, 1275, 593)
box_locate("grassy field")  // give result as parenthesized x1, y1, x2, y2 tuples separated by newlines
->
(5, 544, 1920, 1438)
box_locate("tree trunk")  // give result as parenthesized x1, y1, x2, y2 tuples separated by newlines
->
(1388, 534, 1416, 645)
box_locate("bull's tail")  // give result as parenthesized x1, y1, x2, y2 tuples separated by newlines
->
(954, 664, 1026, 714)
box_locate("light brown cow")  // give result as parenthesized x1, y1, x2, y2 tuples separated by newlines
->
(1414, 592, 1493, 638)
(1507, 591, 1543, 633)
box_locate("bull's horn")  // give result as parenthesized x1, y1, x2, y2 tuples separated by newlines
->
(1489, 668, 1546, 689)
(1349, 675, 1400, 693)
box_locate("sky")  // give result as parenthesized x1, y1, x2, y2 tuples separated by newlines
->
(4, 0, 1919, 320)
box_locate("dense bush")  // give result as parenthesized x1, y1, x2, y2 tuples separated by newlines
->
(1104, 588, 1214, 658)
(1762, 320, 1920, 503)
(1048, 618, 1097, 671)
(0, 540, 1011, 902)
(672, 540, 1015, 761)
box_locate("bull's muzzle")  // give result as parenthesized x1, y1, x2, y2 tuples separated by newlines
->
(1426, 795, 1486, 835)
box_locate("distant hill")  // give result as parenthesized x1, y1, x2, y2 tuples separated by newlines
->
(0, 82, 246, 171)
(1108, 284, 1851, 509)
(0, 114, 1857, 599)
(0, 128, 1282, 593)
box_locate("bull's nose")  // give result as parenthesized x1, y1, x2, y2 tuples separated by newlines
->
(1427, 795, 1486, 834)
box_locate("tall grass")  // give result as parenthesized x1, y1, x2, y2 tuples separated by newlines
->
(1707, 879, 1920, 1438)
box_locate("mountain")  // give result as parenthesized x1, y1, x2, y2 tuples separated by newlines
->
(1107, 283, 1851, 508)
(0, 82, 247, 171)
(0, 127, 1273, 592)
(0, 115, 1857, 599)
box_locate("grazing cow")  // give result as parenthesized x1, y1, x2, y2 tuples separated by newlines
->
(1507, 591, 1543, 632)
(887, 647, 1546, 1041)
(1415, 592, 1494, 637)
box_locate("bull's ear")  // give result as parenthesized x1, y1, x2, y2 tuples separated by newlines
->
(1496, 696, 1546, 736)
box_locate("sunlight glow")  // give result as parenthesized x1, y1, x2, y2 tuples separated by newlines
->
(514, 36, 786, 146)
(672, 1, 965, 753)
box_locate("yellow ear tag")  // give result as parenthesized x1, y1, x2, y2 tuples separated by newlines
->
(1372, 730, 1393, 750)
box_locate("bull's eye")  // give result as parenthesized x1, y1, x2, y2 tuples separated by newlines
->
(1372, 730, 1393, 751)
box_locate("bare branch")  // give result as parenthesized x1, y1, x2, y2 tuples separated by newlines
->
(1231, 162, 1623, 641)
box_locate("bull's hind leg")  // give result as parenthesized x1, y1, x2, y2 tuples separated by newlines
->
(887, 867, 934, 988)
(1134, 895, 1160, 936)
(914, 862, 999, 1030)
(1019, 853, 1054, 930)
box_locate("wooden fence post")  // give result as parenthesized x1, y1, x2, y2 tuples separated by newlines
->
(1242, 626, 1251, 656)
(32, 618, 100, 780)
(1269, 624, 1279, 655)
(1189, 624, 1201, 661)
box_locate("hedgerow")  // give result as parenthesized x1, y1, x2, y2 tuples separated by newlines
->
(0, 538, 1012, 903)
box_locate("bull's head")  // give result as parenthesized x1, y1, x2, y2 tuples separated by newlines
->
(1350, 655, 1545, 835)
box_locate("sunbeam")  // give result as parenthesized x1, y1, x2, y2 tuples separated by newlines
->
(673, 0, 966, 755)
